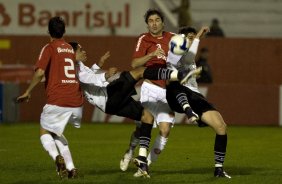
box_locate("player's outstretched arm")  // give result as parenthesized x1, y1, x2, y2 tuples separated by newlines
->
(131, 48, 165, 68)
(196, 26, 210, 39)
(16, 68, 45, 103)
(98, 51, 110, 68)
(105, 67, 118, 80)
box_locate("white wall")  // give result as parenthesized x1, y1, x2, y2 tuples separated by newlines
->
(190, 0, 282, 38)
(1, 0, 281, 37)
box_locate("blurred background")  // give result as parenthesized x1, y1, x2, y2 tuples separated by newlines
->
(0, 0, 281, 126)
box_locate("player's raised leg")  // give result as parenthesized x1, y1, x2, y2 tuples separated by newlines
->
(129, 66, 201, 83)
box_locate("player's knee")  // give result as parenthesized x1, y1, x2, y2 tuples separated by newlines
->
(141, 109, 154, 124)
(215, 122, 227, 134)
(159, 129, 170, 137)
(158, 123, 171, 137)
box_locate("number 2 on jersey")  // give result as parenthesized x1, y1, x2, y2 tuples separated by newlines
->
(64, 58, 75, 78)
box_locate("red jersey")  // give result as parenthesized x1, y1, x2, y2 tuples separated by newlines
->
(132, 31, 174, 87)
(36, 39, 83, 107)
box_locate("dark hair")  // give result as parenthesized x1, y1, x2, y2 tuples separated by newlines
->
(178, 26, 197, 36)
(68, 42, 78, 51)
(212, 18, 219, 24)
(48, 16, 65, 38)
(144, 9, 164, 24)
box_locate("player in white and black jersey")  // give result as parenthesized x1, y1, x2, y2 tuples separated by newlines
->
(166, 26, 231, 178)
(69, 42, 197, 178)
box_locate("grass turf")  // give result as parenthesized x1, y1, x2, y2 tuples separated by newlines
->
(0, 123, 282, 184)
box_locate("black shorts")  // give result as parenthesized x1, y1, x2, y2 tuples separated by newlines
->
(105, 71, 143, 121)
(166, 82, 216, 118)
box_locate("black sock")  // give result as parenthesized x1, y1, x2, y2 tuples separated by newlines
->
(139, 122, 153, 150)
(214, 134, 227, 166)
(143, 68, 173, 80)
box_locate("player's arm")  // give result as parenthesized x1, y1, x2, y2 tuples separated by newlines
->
(131, 48, 165, 68)
(78, 62, 105, 84)
(180, 39, 200, 64)
(105, 67, 118, 79)
(131, 34, 165, 68)
(16, 68, 45, 102)
(97, 51, 110, 68)
(195, 26, 210, 39)
(92, 51, 117, 80)
(180, 27, 209, 64)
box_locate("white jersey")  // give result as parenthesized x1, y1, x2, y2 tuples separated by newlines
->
(77, 61, 108, 111)
(167, 38, 200, 93)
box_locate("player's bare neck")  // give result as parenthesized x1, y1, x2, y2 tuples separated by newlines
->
(150, 31, 163, 38)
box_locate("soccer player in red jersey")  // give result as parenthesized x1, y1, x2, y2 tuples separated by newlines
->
(17, 17, 83, 179)
(120, 9, 175, 178)
(120, 9, 197, 178)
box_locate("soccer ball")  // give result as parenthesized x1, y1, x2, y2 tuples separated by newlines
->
(169, 34, 188, 55)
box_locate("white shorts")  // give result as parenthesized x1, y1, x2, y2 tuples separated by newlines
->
(40, 104, 83, 136)
(140, 82, 175, 127)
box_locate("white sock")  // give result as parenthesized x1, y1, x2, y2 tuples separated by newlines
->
(128, 149, 134, 156)
(147, 135, 168, 164)
(40, 134, 59, 161)
(183, 104, 190, 111)
(139, 147, 147, 157)
(54, 138, 75, 171)
(215, 163, 223, 168)
(170, 71, 178, 81)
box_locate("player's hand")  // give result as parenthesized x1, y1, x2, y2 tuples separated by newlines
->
(151, 48, 165, 58)
(16, 92, 31, 103)
(196, 26, 210, 38)
(98, 51, 110, 68)
(105, 67, 118, 79)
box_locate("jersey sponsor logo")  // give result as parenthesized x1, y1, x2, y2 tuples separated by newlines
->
(0, 4, 11, 26)
(57, 47, 74, 54)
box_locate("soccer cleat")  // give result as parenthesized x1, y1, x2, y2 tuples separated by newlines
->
(214, 167, 231, 179)
(120, 150, 133, 171)
(185, 107, 199, 124)
(55, 155, 68, 179)
(68, 168, 79, 179)
(133, 169, 144, 178)
(179, 67, 202, 84)
(133, 156, 150, 178)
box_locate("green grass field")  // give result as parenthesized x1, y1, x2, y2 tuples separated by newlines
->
(0, 123, 282, 184)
